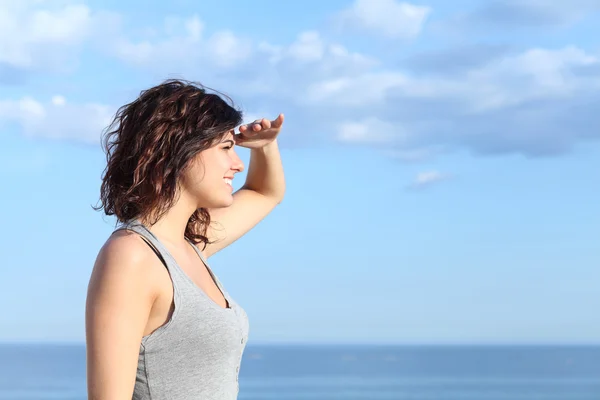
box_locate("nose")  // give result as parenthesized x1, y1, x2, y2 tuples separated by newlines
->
(231, 149, 244, 173)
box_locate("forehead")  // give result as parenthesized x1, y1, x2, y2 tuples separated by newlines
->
(221, 130, 234, 141)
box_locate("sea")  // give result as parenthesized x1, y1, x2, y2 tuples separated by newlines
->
(0, 344, 598, 399)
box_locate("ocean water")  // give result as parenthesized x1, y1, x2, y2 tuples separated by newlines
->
(0, 344, 598, 399)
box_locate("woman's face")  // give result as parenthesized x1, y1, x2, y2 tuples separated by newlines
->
(181, 131, 244, 209)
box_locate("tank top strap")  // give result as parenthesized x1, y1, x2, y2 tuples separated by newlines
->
(185, 238, 227, 295)
(114, 219, 186, 283)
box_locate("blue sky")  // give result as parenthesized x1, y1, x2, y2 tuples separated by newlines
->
(1, 0, 599, 345)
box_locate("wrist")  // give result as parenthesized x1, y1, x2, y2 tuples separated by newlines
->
(252, 139, 279, 154)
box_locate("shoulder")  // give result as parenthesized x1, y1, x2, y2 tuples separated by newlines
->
(95, 230, 157, 276)
(89, 229, 163, 301)
(98, 229, 155, 266)
(86, 230, 166, 397)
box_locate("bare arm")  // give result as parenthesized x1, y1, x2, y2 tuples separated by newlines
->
(203, 117, 285, 258)
(242, 138, 285, 200)
(85, 233, 157, 399)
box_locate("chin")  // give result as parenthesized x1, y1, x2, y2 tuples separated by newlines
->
(213, 195, 234, 208)
(222, 198, 234, 207)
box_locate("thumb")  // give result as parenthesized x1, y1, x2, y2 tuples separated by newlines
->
(272, 113, 285, 129)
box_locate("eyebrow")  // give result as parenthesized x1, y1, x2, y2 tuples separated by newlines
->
(222, 139, 234, 146)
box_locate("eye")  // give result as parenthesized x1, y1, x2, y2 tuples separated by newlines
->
(221, 139, 234, 150)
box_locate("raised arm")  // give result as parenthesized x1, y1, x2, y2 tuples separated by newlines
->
(85, 233, 157, 399)
(203, 114, 285, 258)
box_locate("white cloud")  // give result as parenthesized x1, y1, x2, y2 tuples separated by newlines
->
(110, 15, 253, 72)
(306, 72, 407, 106)
(0, 96, 114, 144)
(305, 45, 600, 114)
(206, 30, 253, 68)
(111, 15, 201, 66)
(463, 0, 600, 29)
(2, 2, 599, 159)
(464, 46, 599, 112)
(336, 117, 403, 145)
(297, 44, 600, 158)
(409, 170, 450, 189)
(272, 31, 378, 71)
(187, 29, 379, 102)
(51, 95, 66, 106)
(110, 24, 377, 95)
(0, 1, 97, 71)
(337, 0, 432, 39)
(184, 15, 203, 40)
(288, 31, 325, 62)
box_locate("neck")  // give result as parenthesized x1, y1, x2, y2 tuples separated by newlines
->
(142, 194, 198, 248)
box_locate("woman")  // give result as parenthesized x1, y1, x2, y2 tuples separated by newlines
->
(85, 79, 285, 399)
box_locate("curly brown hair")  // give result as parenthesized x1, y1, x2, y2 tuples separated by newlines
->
(95, 79, 243, 247)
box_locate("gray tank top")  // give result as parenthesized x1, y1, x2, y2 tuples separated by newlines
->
(115, 220, 250, 400)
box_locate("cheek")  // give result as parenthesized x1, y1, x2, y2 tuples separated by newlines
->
(181, 159, 206, 188)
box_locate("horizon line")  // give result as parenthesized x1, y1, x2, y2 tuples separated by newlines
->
(1, 340, 599, 347)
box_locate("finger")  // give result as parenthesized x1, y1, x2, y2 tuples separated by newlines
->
(233, 133, 246, 143)
(239, 121, 252, 132)
(271, 113, 285, 129)
(261, 118, 271, 130)
(247, 118, 271, 132)
(239, 121, 259, 134)
(242, 119, 261, 132)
